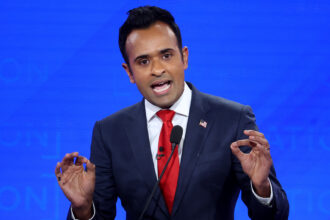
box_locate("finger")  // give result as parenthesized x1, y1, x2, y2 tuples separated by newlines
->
(230, 142, 246, 161)
(62, 152, 79, 164)
(75, 155, 88, 166)
(61, 152, 79, 171)
(249, 135, 269, 146)
(234, 139, 258, 148)
(234, 139, 270, 155)
(55, 162, 62, 182)
(248, 140, 271, 156)
(86, 160, 96, 181)
(86, 160, 96, 173)
(247, 136, 271, 152)
(244, 130, 265, 138)
(235, 141, 271, 164)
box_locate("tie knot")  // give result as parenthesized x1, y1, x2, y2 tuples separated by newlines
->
(157, 110, 175, 122)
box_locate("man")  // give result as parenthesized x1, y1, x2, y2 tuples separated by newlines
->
(55, 6, 289, 220)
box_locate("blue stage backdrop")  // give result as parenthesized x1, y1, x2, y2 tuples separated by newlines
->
(1, 0, 330, 219)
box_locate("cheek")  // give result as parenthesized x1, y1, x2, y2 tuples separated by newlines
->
(133, 75, 150, 93)
(167, 62, 185, 77)
(130, 69, 147, 84)
(173, 67, 185, 81)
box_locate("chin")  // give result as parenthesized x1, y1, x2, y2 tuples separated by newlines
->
(154, 103, 170, 109)
(148, 94, 177, 108)
(154, 100, 174, 109)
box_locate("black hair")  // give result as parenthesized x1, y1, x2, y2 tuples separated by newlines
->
(119, 6, 183, 65)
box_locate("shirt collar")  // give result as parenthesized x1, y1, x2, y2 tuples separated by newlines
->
(145, 82, 192, 122)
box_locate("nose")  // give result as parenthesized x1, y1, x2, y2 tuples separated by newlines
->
(151, 58, 165, 76)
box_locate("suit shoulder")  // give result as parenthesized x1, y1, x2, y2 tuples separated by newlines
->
(96, 101, 143, 125)
(198, 91, 257, 133)
(200, 91, 249, 113)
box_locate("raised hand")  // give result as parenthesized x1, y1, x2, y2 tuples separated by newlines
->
(230, 130, 272, 197)
(55, 152, 95, 219)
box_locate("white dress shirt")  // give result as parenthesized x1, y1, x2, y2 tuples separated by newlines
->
(145, 82, 192, 177)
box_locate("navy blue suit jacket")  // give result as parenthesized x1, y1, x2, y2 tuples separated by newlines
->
(69, 83, 289, 220)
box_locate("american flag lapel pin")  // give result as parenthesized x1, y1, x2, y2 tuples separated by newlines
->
(199, 119, 207, 128)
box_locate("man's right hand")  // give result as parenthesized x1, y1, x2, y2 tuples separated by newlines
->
(55, 152, 96, 220)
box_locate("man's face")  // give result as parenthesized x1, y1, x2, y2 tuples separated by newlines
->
(122, 21, 188, 108)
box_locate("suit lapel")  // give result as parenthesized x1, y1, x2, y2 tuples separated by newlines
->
(124, 101, 169, 217)
(171, 84, 212, 216)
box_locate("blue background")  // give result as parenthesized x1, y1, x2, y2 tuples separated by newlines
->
(1, 0, 330, 219)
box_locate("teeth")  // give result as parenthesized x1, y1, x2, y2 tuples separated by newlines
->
(156, 82, 166, 86)
(152, 81, 168, 88)
(153, 82, 170, 93)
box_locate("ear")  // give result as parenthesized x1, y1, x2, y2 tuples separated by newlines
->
(122, 63, 135, 84)
(182, 46, 189, 70)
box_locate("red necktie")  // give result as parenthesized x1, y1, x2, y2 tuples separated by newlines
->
(156, 110, 179, 214)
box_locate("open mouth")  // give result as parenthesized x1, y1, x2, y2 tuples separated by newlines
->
(151, 80, 172, 95)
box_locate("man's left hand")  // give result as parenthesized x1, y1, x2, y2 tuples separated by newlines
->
(230, 130, 272, 197)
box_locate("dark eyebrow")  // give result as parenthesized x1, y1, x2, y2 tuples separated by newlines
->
(134, 48, 175, 63)
(160, 48, 174, 54)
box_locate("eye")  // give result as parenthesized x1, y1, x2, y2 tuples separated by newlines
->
(138, 59, 149, 66)
(162, 53, 172, 60)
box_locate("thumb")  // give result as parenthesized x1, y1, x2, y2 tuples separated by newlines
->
(230, 142, 245, 161)
(86, 160, 96, 175)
